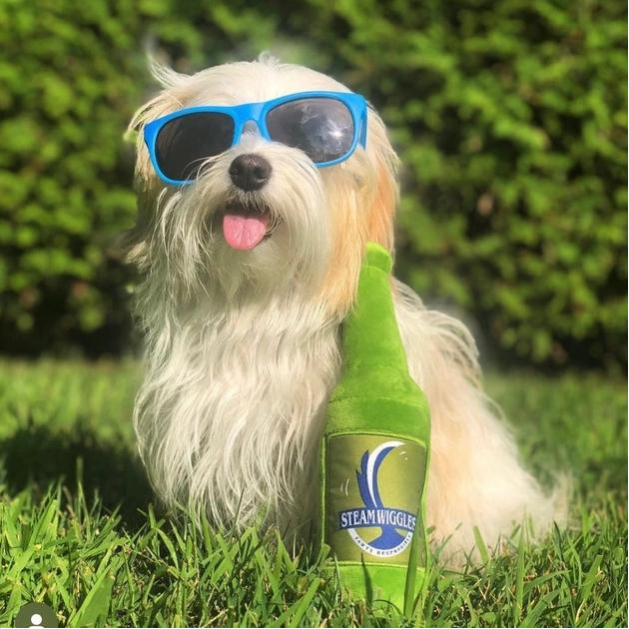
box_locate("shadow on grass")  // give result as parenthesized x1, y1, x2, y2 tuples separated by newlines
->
(0, 423, 155, 530)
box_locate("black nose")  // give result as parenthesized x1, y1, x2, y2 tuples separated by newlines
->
(229, 154, 272, 191)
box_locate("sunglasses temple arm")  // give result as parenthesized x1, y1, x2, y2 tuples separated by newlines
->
(359, 108, 368, 148)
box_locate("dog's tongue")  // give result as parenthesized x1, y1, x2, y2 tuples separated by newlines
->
(222, 212, 269, 251)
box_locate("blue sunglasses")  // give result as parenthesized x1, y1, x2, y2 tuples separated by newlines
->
(144, 91, 368, 186)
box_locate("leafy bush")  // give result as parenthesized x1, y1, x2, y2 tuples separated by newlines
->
(0, 0, 626, 367)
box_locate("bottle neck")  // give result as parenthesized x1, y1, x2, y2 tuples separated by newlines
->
(341, 244, 408, 371)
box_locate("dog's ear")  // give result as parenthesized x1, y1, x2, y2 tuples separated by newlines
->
(119, 61, 189, 268)
(128, 60, 188, 197)
(317, 106, 400, 316)
(363, 106, 399, 253)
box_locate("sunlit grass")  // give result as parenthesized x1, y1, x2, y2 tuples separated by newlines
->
(0, 361, 626, 627)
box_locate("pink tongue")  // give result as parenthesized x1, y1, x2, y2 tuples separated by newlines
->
(222, 213, 270, 251)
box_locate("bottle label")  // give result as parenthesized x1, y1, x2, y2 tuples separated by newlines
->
(325, 433, 426, 564)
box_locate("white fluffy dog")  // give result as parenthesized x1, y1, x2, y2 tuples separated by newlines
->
(124, 55, 563, 564)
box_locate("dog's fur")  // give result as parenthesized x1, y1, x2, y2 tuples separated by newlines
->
(124, 55, 565, 564)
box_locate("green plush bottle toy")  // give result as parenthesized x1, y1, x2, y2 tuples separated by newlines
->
(319, 242, 431, 615)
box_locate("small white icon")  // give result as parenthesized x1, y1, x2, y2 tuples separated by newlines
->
(29, 614, 44, 629)
(15, 602, 57, 629)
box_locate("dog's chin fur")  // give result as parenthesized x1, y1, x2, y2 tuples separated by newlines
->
(125, 54, 567, 565)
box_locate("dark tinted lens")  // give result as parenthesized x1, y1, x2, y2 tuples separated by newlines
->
(266, 98, 355, 163)
(155, 112, 235, 181)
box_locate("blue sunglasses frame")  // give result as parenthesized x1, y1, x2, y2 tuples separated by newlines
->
(144, 91, 368, 186)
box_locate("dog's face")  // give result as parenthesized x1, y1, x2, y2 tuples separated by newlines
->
(128, 57, 398, 313)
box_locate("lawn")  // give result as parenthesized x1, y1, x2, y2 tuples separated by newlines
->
(0, 360, 626, 628)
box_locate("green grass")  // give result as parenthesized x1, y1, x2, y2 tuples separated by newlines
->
(0, 360, 626, 628)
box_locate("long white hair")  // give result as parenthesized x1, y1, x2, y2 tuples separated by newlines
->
(125, 55, 566, 560)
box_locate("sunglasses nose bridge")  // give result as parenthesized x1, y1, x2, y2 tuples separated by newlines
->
(232, 102, 268, 146)
(243, 119, 263, 135)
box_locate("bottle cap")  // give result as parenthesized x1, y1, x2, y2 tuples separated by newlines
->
(364, 242, 393, 274)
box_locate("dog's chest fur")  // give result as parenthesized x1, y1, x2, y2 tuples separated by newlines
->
(136, 291, 343, 529)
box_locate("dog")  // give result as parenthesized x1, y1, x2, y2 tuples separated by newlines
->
(123, 54, 565, 564)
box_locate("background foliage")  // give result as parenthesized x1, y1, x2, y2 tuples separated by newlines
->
(0, 0, 626, 367)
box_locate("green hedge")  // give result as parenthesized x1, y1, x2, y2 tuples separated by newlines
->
(0, 0, 626, 367)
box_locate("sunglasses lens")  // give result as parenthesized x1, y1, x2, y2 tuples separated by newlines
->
(155, 112, 235, 181)
(266, 98, 355, 163)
